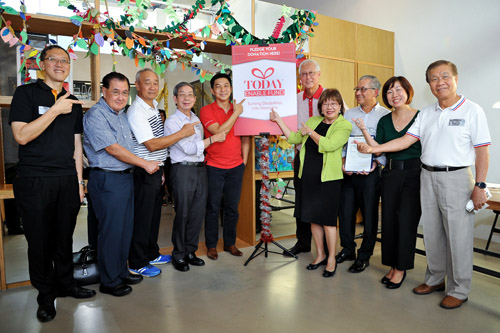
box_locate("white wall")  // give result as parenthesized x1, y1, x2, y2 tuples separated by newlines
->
(263, 0, 500, 239)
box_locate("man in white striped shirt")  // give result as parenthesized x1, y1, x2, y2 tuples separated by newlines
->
(127, 69, 197, 277)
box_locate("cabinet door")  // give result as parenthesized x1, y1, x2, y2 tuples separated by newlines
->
(311, 57, 356, 108)
(357, 63, 394, 108)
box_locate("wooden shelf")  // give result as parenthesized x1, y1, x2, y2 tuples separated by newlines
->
(0, 95, 96, 110)
(3, 13, 231, 55)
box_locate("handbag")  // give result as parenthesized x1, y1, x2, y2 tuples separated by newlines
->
(73, 245, 100, 286)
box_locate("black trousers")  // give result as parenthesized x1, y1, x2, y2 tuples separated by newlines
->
(89, 170, 134, 288)
(14, 175, 80, 306)
(171, 164, 207, 261)
(293, 155, 312, 249)
(204, 163, 245, 248)
(128, 166, 163, 269)
(338, 169, 381, 261)
(380, 167, 421, 270)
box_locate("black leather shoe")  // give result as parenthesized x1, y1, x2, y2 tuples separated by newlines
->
(99, 283, 132, 297)
(322, 265, 337, 278)
(335, 250, 356, 264)
(65, 286, 96, 299)
(172, 258, 190, 272)
(381, 276, 390, 284)
(123, 274, 143, 285)
(387, 272, 406, 289)
(185, 252, 205, 266)
(283, 243, 311, 257)
(37, 303, 56, 322)
(348, 260, 369, 273)
(306, 258, 327, 270)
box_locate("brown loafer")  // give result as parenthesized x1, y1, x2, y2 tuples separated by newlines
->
(224, 245, 243, 256)
(207, 248, 218, 260)
(413, 282, 446, 295)
(440, 295, 468, 309)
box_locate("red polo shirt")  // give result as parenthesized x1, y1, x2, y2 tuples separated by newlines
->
(200, 101, 243, 169)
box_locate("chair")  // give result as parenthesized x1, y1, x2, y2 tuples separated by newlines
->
(486, 210, 500, 250)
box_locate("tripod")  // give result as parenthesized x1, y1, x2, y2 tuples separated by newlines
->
(244, 134, 298, 266)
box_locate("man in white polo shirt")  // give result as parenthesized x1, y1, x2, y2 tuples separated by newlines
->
(127, 69, 198, 278)
(356, 60, 491, 309)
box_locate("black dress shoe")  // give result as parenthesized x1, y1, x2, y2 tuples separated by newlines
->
(306, 258, 327, 270)
(123, 274, 143, 285)
(335, 250, 356, 264)
(283, 243, 311, 257)
(185, 252, 205, 266)
(37, 303, 56, 322)
(322, 265, 337, 278)
(387, 272, 406, 289)
(65, 286, 97, 299)
(381, 276, 390, 284)
(348, 260, 369, 273)
(172, 258, 190, 272)
(99, 283, 132, 297)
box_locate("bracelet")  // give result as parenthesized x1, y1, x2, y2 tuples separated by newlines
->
(209, 137, 212, 145)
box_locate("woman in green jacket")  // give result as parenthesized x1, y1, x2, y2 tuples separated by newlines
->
(270, 89, 352, 277)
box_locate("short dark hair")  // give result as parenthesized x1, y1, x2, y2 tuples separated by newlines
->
(210, 72, 232, 89)
(173, 82, 195, 97)
(102, 72, 130, 89)
(425, 60, 458, 83)
(40, 45, 70, 61)
(382, 76, 414, 108)
(318, 89, 345, 115)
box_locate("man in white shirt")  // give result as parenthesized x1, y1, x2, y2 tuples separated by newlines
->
(127, 69, 198, 278)
(356, 60, 490, 309)
(164, 82, 226, 272)
(336, 75, 390, 273)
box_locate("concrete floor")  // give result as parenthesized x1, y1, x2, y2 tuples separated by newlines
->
(1, 196, 500, 332)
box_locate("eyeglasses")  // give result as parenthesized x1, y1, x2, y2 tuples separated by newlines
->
(322, 102, 340, 108)
(300, 71, 317, 78)
(354, 87, 376, 93)
(45, 57, 70, 66)
(110, 90, 129, 97)
(429, 73, 452, 83)
(178, 93, 195, 99)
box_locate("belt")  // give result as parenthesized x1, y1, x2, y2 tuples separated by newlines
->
(421, 164, 467, 172)
(387, 158, 421, 171)
(91, 167, 134, 174)
(176, 162, 205, 167)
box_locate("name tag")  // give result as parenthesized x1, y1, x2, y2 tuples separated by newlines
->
(449, 119, 465, 126)
(38, 106, 50, 115)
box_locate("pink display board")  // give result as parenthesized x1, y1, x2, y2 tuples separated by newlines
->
(232, 43, 298, 135)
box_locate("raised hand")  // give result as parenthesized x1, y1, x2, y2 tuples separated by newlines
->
(300, 122, 311, 136)
(52, 92, 84, 115)
(354, 140, 373, 154)
(233, 99, 246, 116)
(212, 130, 228, 143)
(353, 118, 366, 130)
(180, 121, 200, 138)
(269, 109, 281, 122)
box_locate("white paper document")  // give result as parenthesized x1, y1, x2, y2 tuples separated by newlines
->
(345, 136, 373, 172)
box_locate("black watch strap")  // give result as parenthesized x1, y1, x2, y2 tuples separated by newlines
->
(475, 182, 487, 189)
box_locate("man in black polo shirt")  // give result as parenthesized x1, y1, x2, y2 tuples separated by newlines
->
(9, 45, 96, 323)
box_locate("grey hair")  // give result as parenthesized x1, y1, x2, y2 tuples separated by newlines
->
(359, 75, 381, 90)
(298, 59, 320, 74)
(173, 82, 195, 97)
(135, 68, 157, 82)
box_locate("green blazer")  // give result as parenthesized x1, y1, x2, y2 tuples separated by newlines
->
(288, 115, 352, 182)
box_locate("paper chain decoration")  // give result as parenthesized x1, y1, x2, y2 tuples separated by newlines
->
(258, 136, 274, 243)
(0, 0, 317, 82)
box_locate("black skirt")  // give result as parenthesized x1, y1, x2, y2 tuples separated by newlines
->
(297, 121, 341, 226)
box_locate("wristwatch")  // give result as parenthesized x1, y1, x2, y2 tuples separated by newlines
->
(475, 182, 487, 189)
(78, 180, 86, 187)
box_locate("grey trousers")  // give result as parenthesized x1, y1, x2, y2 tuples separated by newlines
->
(420, 167, 474, 299)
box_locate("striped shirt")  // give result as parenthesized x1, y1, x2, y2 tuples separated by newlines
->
(127, 96, 168, 162)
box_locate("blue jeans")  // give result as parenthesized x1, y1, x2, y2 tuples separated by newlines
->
(204, 163, 245, 248)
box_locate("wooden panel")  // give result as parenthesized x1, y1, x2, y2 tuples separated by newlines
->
(309, 14, 356, 61)
(356, 24, 394, 67)
(357, 63, 394, 107)
(237, 137, 256, 245)
(311, 57, 356, 108)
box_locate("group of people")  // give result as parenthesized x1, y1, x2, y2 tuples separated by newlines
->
(277, 58, 490, 310)
(9, 44, 490, 323)
(9, 45, 249, 322)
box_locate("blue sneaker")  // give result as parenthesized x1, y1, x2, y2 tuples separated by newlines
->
(150, 254, 172, 265)
(129, 264, 161, 277)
